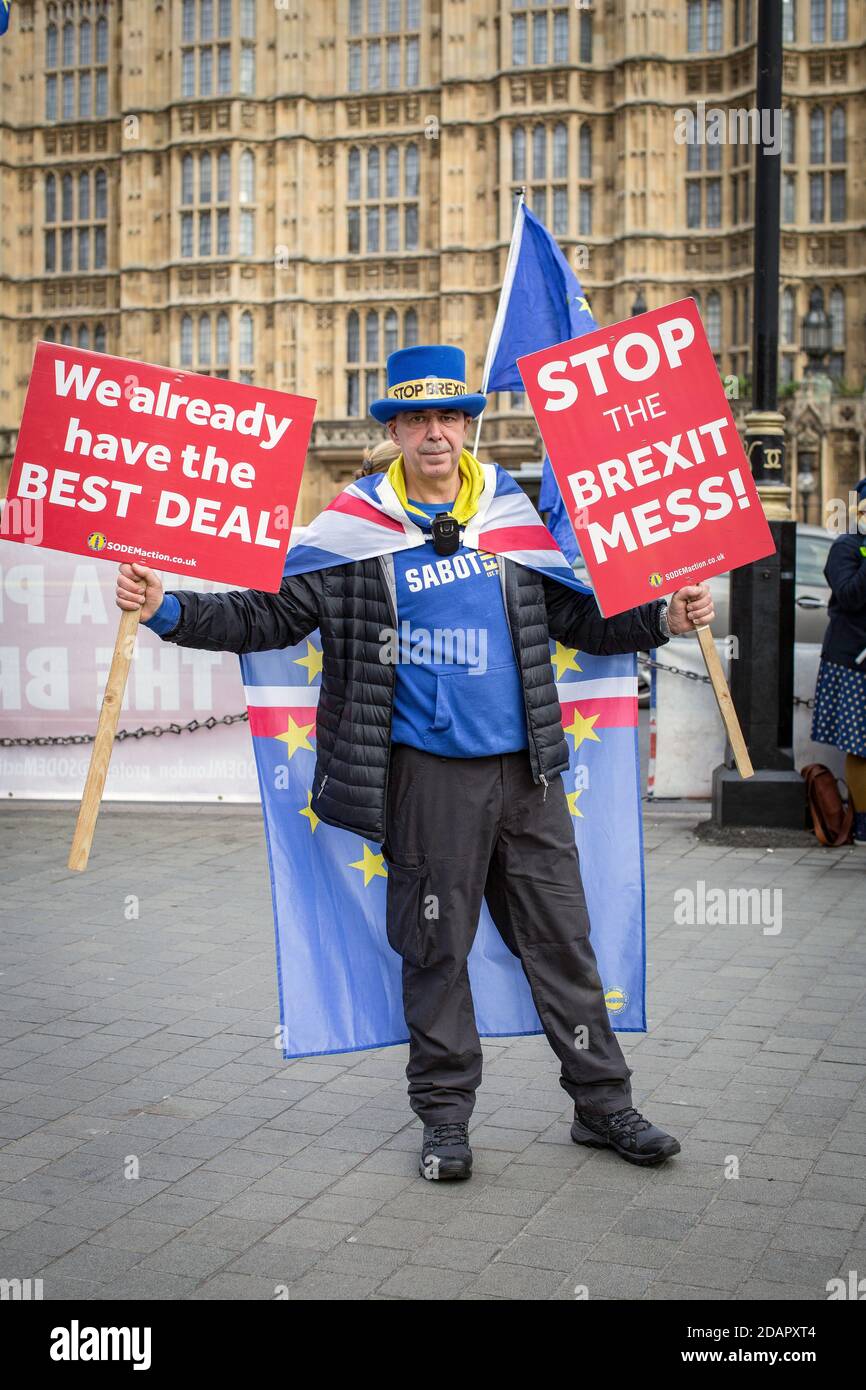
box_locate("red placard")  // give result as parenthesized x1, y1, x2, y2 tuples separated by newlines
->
(3, 344, 316, 592)
(518, 298, 775, 616)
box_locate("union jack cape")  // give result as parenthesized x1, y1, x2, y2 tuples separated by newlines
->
(239, 460, 647, 1057)
(283, 456, 596, 592)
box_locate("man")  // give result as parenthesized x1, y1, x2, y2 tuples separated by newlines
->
(116, 344, 714, 1182)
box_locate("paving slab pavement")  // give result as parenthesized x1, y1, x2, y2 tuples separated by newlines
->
(0, 800, 864, 1301)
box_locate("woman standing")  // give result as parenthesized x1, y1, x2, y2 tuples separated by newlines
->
(811, 478, 866, 846)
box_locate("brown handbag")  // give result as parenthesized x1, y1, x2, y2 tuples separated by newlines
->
(801, 764, 854, 846)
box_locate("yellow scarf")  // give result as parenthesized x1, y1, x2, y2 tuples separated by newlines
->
(386, 448, 486, 525)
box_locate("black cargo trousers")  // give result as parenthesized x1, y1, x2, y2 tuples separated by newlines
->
(381, 742, 634, 1125)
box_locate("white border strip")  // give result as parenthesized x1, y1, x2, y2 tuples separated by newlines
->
(244, 686, 320, 708)
(556, 678, 638, 700)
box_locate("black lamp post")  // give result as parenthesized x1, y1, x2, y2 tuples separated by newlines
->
(710, 0, 804, 830)
(802, 290, 832, 378)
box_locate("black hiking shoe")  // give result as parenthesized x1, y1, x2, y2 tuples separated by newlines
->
(419, 1121, 472, 1181)
(571, 1105, 681, 1166)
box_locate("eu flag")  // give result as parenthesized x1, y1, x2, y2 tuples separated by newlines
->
(482, 201, 597, 393)
(0, 3, 11, 37)
(481, 198, 599, 563)
(240, 638, 646, 1058)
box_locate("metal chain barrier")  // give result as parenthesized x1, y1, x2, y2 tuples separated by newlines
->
(0, 657, 818, 747)
(0, 712, 250, 748)
(638, 653, 711, 685)
(637, 654, 815, 709)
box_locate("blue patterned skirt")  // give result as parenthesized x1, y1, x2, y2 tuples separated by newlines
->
(811, 659, 866, 758)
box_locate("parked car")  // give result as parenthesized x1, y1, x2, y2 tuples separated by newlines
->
(705, 523, 832, 646)
(571, 524, 834, 706)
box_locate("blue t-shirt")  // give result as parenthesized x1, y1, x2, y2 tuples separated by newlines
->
(390, 499, 528, 758)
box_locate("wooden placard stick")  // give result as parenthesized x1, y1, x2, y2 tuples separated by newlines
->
(67, 597, 142, 872)
(693, 624, 754, 780)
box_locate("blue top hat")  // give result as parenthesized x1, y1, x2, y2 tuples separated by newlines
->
(369, 344, 487, 424)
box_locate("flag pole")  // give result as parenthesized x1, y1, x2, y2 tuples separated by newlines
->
(473, 188, 526, 456)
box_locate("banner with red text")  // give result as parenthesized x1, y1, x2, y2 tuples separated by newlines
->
(518, 298, 775, 616)
(4, 344, 316, 591)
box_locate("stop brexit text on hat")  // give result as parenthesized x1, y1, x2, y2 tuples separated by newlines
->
(369, 345, 487, 423)
(517, 298, 775, 618)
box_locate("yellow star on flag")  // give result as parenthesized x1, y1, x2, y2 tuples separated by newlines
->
(551, 642, 581, 680)
(566, 788, 584, 819)
(294, 640, 323, 683)
(564, 709, 601, 749)
(349, 843, 388, 887)
(275, 715, 315, 759)
(299, 791, 319, 833)
(577, 296, 591, 314)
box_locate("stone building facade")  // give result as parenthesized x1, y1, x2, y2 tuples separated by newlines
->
(0, 0, 863, 523)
